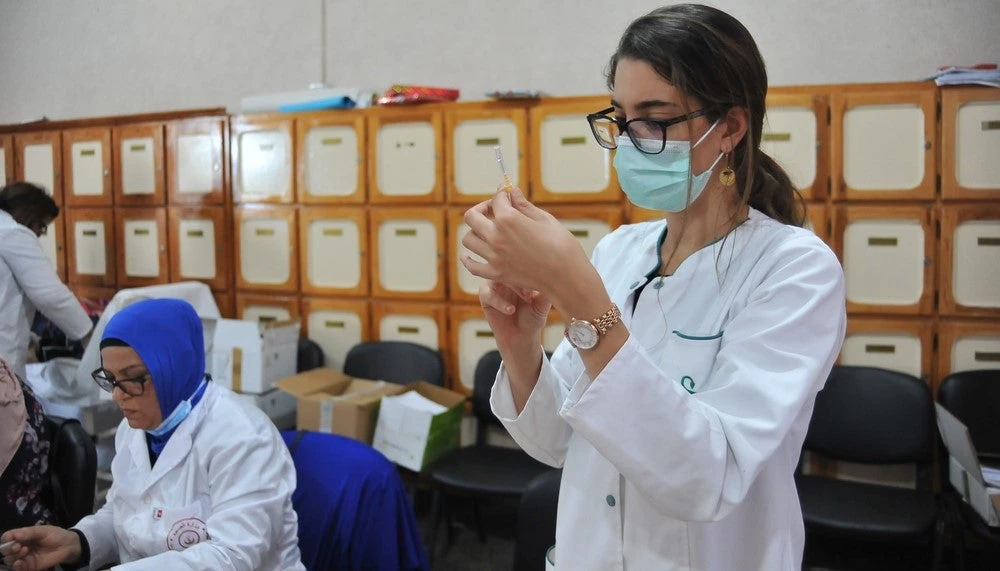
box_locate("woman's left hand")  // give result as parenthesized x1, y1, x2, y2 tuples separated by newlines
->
(461, 187, 592, 298)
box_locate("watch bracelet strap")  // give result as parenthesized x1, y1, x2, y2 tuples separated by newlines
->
(593, 304, 622, 335)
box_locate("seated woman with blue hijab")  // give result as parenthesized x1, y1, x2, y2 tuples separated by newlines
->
(1, 298, 305, 571)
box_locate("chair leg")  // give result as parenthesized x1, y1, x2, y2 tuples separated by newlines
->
(428, 488, 442, 565)
(932, 516, 946, 571)
(472, 497, 487, 543)
(445, 493, 456, 549)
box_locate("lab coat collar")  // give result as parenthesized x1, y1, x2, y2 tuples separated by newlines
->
(126, 382, 219, 492)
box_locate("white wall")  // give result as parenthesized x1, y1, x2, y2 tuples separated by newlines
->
(1, 0, 998, 123)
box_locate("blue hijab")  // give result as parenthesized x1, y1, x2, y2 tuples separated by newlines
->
(102, 298, 208, 455)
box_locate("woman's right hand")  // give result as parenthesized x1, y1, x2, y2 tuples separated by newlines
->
(1, 526, 82, 571)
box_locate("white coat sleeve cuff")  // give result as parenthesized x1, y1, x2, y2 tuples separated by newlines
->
(490, 352, 572, 467)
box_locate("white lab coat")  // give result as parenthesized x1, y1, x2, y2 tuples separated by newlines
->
(492, 208, 846, 571)
(73, 382, 305, 571)
(0, 210, 92, 379)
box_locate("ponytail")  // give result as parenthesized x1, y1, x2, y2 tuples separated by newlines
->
(747, 151, 805, 227)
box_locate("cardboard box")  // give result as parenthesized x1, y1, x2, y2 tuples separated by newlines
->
(948, 456, 1000, 526)
(372, 382, 466, 472)
(232, 388, 298, 430)
(203, 318, 299, 394)
(275, 368, 406, 444)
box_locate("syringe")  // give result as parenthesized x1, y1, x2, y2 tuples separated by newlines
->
(494, 146, 513, 192)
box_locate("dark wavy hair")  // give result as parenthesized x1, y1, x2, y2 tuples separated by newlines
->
(0, 182, 60, 230)
(607, 4, 805, 226)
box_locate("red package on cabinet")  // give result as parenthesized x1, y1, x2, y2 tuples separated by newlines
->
(376, 85, 460, 106)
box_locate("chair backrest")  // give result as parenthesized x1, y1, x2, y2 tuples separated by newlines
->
(45, 416, 97, 527)
(514, 469, 561, 571)
(342, 340, 445, 386)
(804, 365, 934, 470)
(297, 337, 325, 372)
(938, 369, 1000, 459)
(473, 350, 504, 441)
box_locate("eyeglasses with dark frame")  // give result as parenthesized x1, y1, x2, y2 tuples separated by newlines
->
(586, 106, 707, 154)
(91, 368, 151, 397)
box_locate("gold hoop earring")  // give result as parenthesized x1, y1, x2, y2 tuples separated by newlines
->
(719, 153, 736, 186)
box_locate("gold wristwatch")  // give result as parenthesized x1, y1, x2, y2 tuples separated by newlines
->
(564, 304, 621, 350)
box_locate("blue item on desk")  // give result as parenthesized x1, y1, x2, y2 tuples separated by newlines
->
(281, 431, 430, 571)
(278, 96, 356, 112)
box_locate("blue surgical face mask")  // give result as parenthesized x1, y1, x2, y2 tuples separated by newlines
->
(147, 378, 208, 438)
(614, 121, 723, 212)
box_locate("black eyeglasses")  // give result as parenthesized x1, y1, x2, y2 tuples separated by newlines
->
(91, 368, 151, 397)
(586, 106, 706, 154)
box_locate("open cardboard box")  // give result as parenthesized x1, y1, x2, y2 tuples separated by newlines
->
(203, 318, 299, 395)
(275, 368, 405, 444)
(372, 382, 466, 472)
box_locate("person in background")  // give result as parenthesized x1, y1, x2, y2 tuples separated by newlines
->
(1, 298, 305, 571)
(0, 182, 93, 379)
(461, 4, 846, 570)
(0, 357, 55, 532)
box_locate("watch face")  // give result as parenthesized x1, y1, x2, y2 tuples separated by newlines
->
(567, 320, 599, 350)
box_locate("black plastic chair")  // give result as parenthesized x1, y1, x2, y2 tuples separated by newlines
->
(45, 416, 97, 527)
(937, 369, 1000, 570)
(296, 337, 325, 372)
(796, 365, 944, 570)
(426, 350, 551, 559)
(342, 341, 445, 386)
(514, 469, 561, 571)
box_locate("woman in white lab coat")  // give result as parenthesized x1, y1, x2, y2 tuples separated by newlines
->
(461, 4, 846, 570)
(0, 182, 93, 379)
(1, 298, 305, 571)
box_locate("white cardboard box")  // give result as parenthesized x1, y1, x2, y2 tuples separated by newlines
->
(949, 456, 1000, 526)
(203, 318, 299, 394)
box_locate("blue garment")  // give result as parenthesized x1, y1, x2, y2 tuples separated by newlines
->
(281, 431, 429, 571)
(102, 298, 207, 455)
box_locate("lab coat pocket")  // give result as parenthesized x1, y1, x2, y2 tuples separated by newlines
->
(159, 499, 211, 552)
(665, 330, 723, 395)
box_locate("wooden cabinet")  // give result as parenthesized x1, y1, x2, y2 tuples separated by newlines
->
(940, 87, 1000, 201)
(840, 317, 933, 383)
(445, 107, 528, 203)
(66, 208, 115, 287)
(369, 108, 444, 204)
(548, 205, 623, 260)
(448, 304, 496, 394)
(116, 208, 169, 287)
(231, 116, 294, 203)
(296, 114, 366, 204)
(302, 297, 370, 372)
(371, 301, 448, 351)
(763, 91, 830, 201)
(834, 205, 936, 315)
(530, 99, 620, 203)
(937, 321, 1000, 387)
(15, 131, 62, 204)
(298, 207, 368, 297)
(113, 123, 165, 206)
(831, 84, 937, 201)
(939, 204, 1000, 317)
(370, 207, 446, 300)
(63, 128, 113, 207)
(0, 135, 12, 185)
(235, 293, 301, 324)
(167, 117, 227, 205)
(233, 205, 298, 292)
(168, 206, 230, 292)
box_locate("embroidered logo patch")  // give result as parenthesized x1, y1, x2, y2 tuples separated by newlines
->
(166, 517, 210, 551)
(680, 375, 697, 394)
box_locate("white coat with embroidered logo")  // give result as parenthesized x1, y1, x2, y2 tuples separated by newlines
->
(73, 381, 305, 571)
(491, 209, 846, 570)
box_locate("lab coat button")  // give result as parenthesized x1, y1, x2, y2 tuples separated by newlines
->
(606, 494, 616, 507)
(144, 495, 151, 504)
